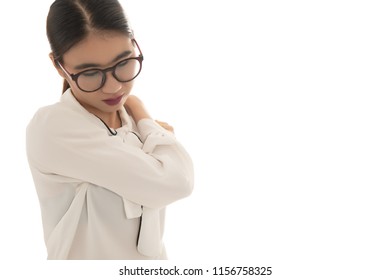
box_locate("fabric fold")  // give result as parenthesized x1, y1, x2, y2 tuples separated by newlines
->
(46, 183, 89, 259)
(142, 131, 176, 154)
(137, 207, 162, 257)
(122, 198, 142, 219)
(122, 198, 162, 257)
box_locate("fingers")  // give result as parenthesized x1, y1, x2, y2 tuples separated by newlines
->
(155, 120, 174, 133)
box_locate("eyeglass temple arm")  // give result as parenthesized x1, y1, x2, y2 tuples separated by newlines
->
(56, 60, 74, 80)
(132, 39, 143, 57)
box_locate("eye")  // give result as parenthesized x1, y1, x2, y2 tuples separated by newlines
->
(81, 70, 101, 78)
(117, 60, 129, 68)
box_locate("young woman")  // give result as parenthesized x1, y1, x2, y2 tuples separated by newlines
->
(26, 0, 194, 260)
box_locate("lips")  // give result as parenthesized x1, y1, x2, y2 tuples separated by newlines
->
(103, 95, 123, 106)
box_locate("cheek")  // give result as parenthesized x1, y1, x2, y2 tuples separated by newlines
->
(69, 85, 97, 104)
(120, 83, 134, 103)
(124, 81, 134, 93)
(119, 82, 135, 99)
(69, 85, 84, 99)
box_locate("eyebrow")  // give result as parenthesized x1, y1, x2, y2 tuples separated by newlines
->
(74, 50, 132, 70)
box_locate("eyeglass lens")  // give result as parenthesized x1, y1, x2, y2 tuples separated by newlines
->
(76, 58, 141, 92)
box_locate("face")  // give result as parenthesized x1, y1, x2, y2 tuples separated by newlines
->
(54, 32, 138, 118)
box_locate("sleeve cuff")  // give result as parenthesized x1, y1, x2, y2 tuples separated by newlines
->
(137, 118, 174, 143)
(137, 119, 176, 154)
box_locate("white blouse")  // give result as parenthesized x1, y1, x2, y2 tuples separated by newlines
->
(26, 89, 194, 260)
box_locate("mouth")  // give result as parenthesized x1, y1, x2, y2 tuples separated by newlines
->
(103, 95, 124, 106)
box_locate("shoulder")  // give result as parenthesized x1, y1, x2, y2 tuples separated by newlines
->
(26, 90, 99, 139)
(26, 91, 105, 164)
(27, 103, 76, 138)
(29, 102, 67, 125)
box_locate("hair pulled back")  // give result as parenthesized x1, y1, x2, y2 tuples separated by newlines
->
(46, 0, 132, 93)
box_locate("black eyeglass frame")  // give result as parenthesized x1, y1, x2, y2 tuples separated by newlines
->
(56, 39, 143, 93)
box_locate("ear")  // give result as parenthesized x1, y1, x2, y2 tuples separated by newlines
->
(49, 52, 66, 79)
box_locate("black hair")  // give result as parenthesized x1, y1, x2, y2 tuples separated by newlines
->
(46, 0, 132, 93)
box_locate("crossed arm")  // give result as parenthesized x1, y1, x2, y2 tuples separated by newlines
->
(124, 95, 174, 133)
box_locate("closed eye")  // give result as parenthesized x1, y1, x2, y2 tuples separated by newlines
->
(117, 59, 130, 68)
(80, 70, 101, 78)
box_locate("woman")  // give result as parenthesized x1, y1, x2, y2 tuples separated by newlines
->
(26, 0, 194, 260)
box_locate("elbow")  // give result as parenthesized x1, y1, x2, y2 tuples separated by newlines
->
(182, 169, 194, 196)
(176, 172, 194, 199)
(144, 171, 194, 209)
(177, 156, 194, 198)
(162, 171, 194, 205)
(158, 155, 194, 202)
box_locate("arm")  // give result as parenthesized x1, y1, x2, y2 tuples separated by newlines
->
(125, 95, 174, 133)
(26, 103, 193, 209)
(124, 95, 151, 124)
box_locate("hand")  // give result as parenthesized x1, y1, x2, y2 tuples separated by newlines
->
(155, 120, 174, 134)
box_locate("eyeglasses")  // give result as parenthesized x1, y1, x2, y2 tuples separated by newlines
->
(57, 39, 143, 92)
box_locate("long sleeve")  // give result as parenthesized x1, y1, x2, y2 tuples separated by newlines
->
(26, 95, 194, 209)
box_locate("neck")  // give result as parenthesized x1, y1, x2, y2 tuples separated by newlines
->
(70, 90, 122, 129)
(98, 111, 122, 129)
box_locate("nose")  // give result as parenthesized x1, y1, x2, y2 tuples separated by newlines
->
(101, 71, 122, 94)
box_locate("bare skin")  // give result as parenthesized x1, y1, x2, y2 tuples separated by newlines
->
(124, 95, 174, 133)
(50, 31, 173, 133)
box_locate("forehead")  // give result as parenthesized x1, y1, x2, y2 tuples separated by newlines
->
(63, 32, 133, 68)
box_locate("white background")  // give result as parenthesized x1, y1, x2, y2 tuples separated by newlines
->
(1, 0, 389, 279)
